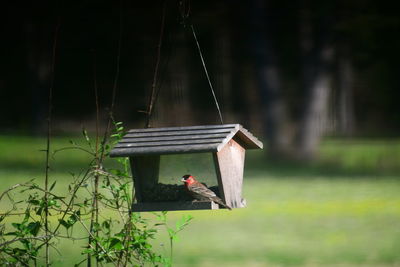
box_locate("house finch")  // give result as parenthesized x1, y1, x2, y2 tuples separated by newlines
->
(181, 174, 232, 210)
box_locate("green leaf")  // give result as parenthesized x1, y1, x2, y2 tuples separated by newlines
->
(27, 222, 41, 236)
(20, 239, 32, 250)
(92, 222, 100, 232)
(81, 248, 93, 255)
(5, 231, 18, 236)
(28, 199, 40, 205)
(23, 209, 30, 223)
(67, 212, 79, 227)
(59, 219, 71, 229)
(175, 223, 181, 231)
(102, 220, 111, 230)
(36, 206, 43, 215)
(109, 238, 123, 250)
(82, 128, 90, 142)
(48, 199, 56, 207)
(49, 180, 57, 191)
(167, 229, 175, 237)
(11, 223, 21, 230)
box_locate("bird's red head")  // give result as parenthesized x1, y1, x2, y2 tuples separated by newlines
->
(181, 174, 195, 185)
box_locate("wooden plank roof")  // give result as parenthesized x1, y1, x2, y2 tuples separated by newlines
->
(110, 124, 263, 157)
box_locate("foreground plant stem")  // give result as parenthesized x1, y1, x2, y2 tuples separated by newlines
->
(43, 17, 60, 267)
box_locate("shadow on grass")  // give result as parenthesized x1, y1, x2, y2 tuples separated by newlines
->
(1, 135, 400, 179)
(0, 158, 120, 174)
(2, 154, 399, 180)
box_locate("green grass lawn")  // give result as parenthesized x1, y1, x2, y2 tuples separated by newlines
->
(1, 135, 400, 266)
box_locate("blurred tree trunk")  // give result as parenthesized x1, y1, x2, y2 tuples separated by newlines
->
(153, 15, 194, 127)
(25, 19, 52, 134)
(336, 34, 355, 135)
(169, 30, 192, 125)
(296, 4, 334, 159)
(214, 15, 234, 123)
(249, 0, 288, 157)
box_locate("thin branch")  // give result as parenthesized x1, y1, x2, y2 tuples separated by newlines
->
(0, 183, 24, 202)
(0, 235, 53, 248)
(56, 235, 88, 241)
(78, 217, 118, 267)
(51, 167, 92, 235)
(88, 49, 101, 267)
(0, 212, 26, 216)
(109, 0, 124, 117)
(53, 146, 95, 157)
(43, 16, 61, 267)
(1, 250, 30, 267)
(21, 185, 69, 207)
(100, 0, 124, 160)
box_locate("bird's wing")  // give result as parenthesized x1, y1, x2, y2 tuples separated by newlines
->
(189, 184, 217, 198)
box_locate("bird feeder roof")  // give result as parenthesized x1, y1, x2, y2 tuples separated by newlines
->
(110, 124, 263, 157)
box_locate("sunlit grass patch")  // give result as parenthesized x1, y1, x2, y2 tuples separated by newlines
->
(1, 136, 400, 266)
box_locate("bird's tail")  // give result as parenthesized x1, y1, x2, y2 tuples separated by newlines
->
(214, 199, 232, 210)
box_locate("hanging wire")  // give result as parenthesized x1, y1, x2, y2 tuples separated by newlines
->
(190, 24, 224, 124)
(179, 0, 224, 124)
(147, 0, 224, 126)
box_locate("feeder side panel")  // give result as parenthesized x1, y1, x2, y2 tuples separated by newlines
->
(213, 139, 246, 209)
(129, 155, 160, 203)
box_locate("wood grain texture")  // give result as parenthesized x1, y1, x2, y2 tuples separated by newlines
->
(118, 133, 228, 142)
(112, 124, 263, 211)
(110, 124, 263, 157)
(124, 128, 233, 138)
(213, 139, 246, 209)
(129, 155, 160, 203)
(114, 138, 223, 148)
(112, 144, 220, 156)
(234, 128, 263, 149)
(127, 124, 238, 133)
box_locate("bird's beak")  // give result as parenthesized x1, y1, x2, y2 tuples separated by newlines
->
(180, 178, 185, 182)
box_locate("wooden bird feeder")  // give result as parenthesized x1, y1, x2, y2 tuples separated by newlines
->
(110, 124, 263, 212)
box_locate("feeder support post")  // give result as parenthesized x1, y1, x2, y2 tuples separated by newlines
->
(213, 139, 246, 209)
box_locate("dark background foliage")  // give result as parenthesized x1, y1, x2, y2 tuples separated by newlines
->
(1, 0, 399, 156)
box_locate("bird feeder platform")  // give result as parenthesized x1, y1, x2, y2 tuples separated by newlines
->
(110, 124, 263, 212)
